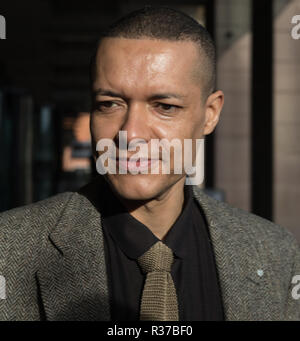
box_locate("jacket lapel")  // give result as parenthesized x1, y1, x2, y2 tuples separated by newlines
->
(37, 191, 110, 321)
(192, 186, 278, 320)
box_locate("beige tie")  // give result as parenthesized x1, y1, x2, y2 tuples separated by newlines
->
(137, 241, 179, 321)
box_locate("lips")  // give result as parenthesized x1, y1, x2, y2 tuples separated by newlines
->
(115, 158, 159, 172)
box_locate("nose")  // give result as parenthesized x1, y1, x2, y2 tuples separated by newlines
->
(117, 102, 151, 148)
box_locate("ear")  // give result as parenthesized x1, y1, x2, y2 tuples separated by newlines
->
(203, 90, 224, 135)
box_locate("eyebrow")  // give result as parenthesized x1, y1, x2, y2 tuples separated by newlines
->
(93, 88, 187, 101)
(148, 93, 187, 101)
(93, 89, 123, 98)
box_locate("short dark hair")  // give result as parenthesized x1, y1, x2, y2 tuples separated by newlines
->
(90, 6, 216, 98)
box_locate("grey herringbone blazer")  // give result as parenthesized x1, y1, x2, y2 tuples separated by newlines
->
(0, 177, 299, 321)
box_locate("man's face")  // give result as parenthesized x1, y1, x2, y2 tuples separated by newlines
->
(91, 37, 221, 201)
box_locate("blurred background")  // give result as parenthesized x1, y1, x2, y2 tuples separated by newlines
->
(0, 0, 299, 241)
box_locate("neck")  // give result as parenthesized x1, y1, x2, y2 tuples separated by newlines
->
(121, 178, 186, 240)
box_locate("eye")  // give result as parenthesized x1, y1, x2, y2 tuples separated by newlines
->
(154, 103, 181, 114)
(159, 104, 173, 110)
(94, 101, 120, 113)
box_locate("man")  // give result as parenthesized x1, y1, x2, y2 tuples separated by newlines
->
(0, 7, 299, 321)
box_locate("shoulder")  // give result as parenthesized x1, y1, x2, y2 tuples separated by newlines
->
(0, 176, 109, 245)
(0, 192, 76, 244)
(0, 191, 80, 286)
(0, 176, 110, 239)
(192, 186, 299, 256)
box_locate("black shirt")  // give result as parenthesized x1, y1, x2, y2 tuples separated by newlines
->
(99, 181, 224, 321)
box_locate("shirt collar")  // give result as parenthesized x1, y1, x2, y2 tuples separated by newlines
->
(162, 184, 193, 259)
(101, 181, 194, 260)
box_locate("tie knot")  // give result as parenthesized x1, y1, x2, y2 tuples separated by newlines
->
(138, 241, 174, 274)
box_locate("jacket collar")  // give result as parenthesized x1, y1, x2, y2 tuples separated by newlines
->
(37, 188, 111, 321)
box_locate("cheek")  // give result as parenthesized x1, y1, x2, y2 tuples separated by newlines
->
(189, 107, 206, 139)
(151, 115, 193, 140)
(90, 114, 119, 140)
(154, 120, 201, 142)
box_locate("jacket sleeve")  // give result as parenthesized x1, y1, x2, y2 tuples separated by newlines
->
(0, 206, 44, 321)
(284, 237, 300, 320)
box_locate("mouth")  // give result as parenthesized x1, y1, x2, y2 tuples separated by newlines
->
(114, 157, 160, 172)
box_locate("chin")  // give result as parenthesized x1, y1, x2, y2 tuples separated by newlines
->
(105, 173, 175, 201)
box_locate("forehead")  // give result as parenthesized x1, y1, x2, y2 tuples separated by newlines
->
(93, 37, 201, 94)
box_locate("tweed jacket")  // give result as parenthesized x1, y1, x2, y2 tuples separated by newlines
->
(0, 178, 299, 321)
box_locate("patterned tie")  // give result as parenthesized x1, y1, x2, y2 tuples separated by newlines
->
(137, 240, 179, 321)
